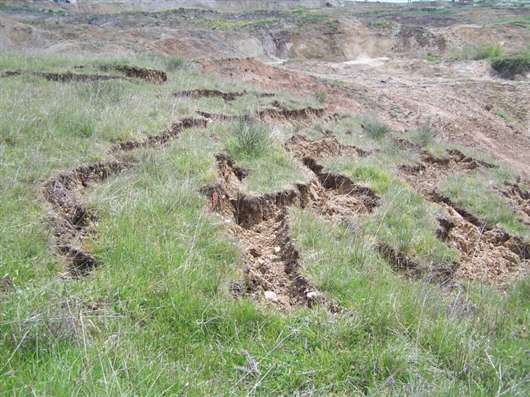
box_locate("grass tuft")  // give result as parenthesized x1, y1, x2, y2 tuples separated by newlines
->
(226, 118, 271, 159)
(361, 115, 390, 141)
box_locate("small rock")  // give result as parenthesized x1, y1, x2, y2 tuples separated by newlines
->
(1, 275, 13, 293)
(264, 290, 278, 301)
(306, 291, 321, 300)
(273, 246, 281, 254)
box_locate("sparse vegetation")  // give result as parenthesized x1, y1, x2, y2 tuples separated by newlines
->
(453, 44, 504, 61)
(491, 48, 530, 78)
(360, 115, 390, 141)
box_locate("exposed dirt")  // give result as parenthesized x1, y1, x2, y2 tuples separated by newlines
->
(398, 147, 496, 197)
(202, 134, 382, 309)
(376, 243, 453, 284)
(111, 117, 208, 152)
(0, 70, 125, 82)
(435, 202, 530, 287)
(44, 118, 209, 277)
(174, 88, 245, 101)
(99, 64, 167, 83)
(2, 65, 167, 84)
(43, 161, 130, 277)
(285, 134, 369, 159)
(197, 104, 326, 124)
(498, 182, 530, 226)
(397, 146, 529, 286)
(204, 154, 337, 311)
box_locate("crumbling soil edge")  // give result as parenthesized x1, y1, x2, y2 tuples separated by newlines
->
(2, 64, 168, 84)
(44, 119, 209, 277)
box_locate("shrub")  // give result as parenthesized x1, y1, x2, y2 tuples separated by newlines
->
(361, 115, 390, 140)
(454, 44, 504, 61)
(491, 51, 530, 79)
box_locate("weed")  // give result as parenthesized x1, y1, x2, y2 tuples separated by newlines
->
(360, 115, 390, 141)
(452, 44, 504, 61)
(162, 56, 185, 72)
(425, 52, 442, 63)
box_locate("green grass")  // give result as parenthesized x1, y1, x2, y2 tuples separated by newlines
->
(1, 52, 530, 396)
(491, 48, 530, 78)
(360, 115, 390, 141)
(441, 174, 529, 237)
(224, 119, 307, 193)
(365, 184, 458, 269)
(450, 44, 504, 61)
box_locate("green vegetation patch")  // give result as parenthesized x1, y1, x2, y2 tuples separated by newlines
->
(441, 174, 529, 237)
(491, 48, 530, 79)
(224, 119, 307, 193)
(365, 184, 458, 269)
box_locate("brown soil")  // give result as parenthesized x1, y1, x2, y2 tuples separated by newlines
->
(376, 243, 453, 284)
(111, 118, 208, 152)
(397, 145, 529, 286)
(498, 182, 530, 226)
(2, 65, 167, 84)
(204, 155, 337, 311)
(435, 203, 530, 287)
(203, 133, 382, 310)
(101, 65, 167, 84)
(197, 104, 326, 124)
(285, 134, 370, 159)
(44, 118, 209, 277)
(1, 70, 125, 82)
(398, 147, 496, 196)
(43, 161, 130, 277)
(174, 89, 246, 101)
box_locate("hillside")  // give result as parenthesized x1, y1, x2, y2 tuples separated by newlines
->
(1, 1, 529, 395)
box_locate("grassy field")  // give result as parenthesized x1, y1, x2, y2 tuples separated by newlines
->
(1, 53, 529, 396)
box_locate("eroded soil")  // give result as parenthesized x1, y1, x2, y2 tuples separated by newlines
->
(398, 145, 530, 286)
